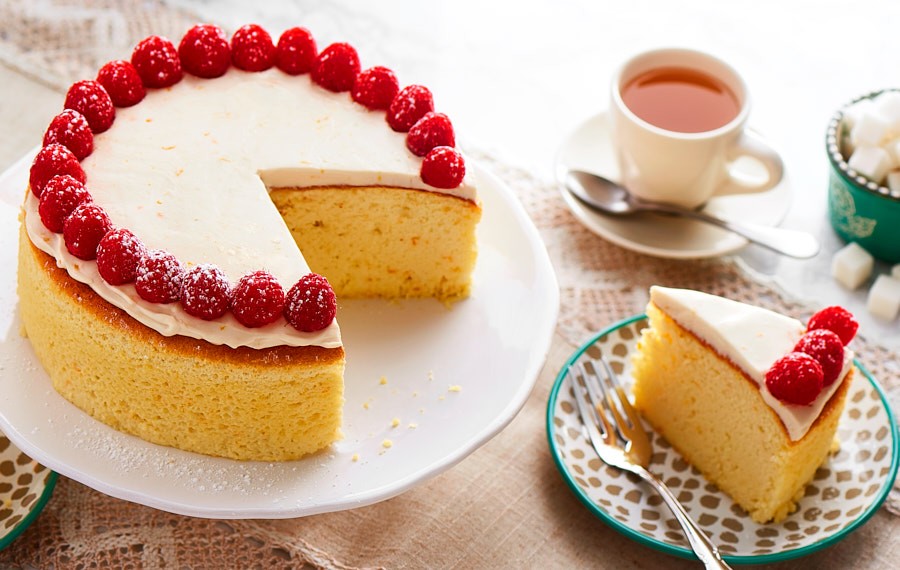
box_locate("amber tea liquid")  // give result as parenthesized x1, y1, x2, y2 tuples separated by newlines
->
(621, 66, 740, 133)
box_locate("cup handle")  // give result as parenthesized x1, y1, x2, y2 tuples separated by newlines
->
(716, 130, 784, 196)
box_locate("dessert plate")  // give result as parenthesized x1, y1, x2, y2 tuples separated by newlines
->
(555, 112, 792, 259)
(0, 434, 57, 550)
(547, 315, 899, 564)
(0, 151, 559, 519)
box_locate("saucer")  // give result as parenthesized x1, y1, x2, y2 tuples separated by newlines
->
(555, 112, 792, 259)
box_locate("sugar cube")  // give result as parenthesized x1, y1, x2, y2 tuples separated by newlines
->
(847, 145, 892, 183)
(851, 110, 890, 147)
(867, 275, 900, 320)
(832, 242, 874, 289)
(843, 98, 875, 130)
(875, 91, 900, 126)
(888, 171, 900, 194)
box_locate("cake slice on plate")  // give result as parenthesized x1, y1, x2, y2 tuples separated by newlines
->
(631, 286, 856, 523)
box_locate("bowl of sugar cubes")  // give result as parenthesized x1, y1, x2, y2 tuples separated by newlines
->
(826, 90, 900, 264)
(827, 90, 900, 322)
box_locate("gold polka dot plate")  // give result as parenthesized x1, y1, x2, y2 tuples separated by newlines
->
(546, 315, 899, 564)
(0, 434, 57, 550)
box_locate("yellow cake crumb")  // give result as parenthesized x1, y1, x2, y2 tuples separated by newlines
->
(391, 418, 400, 427)
(382, 439, 392, 448)
(380, 376, 387, 385)
(448, 385, 461, 392)
(351, 454, 359, 462)
(408, 423, 418, 429)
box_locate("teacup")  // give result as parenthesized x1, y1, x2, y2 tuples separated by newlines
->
(609, 48, 783, 210)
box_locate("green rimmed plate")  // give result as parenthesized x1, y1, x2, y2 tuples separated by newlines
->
(0, 434, 57, 550)
(546, 315, 899, 565)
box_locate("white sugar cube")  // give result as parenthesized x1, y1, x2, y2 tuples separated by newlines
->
(847, 145, 892, 183)
(892, 264, 900, 279)
(843, 98, 875, 130)
(888, 171, 900, 194)
(832, 242, 874, 289)
(851, 110, 890, 146)
(875, 91, 900, 126)
(867, 275, 900, 320)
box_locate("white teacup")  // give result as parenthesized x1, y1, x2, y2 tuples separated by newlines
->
(609, 48, 783, 210)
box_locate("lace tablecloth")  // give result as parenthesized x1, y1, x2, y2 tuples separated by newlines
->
(0, 1, 897, 568)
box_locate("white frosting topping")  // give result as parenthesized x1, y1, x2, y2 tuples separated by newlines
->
(649, 286, 853, 441)
(24, 68, 477, 349)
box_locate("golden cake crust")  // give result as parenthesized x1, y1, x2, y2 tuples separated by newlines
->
(18, 224, 345, 461)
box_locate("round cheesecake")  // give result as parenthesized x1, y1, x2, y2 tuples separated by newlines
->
(18, 31, 482, 461)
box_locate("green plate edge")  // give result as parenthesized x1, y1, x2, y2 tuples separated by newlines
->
(0, 466, 58, 551)
(545, 313, 900, 565)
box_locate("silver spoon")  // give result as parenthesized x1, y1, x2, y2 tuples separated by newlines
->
(564, 169, 820, 259)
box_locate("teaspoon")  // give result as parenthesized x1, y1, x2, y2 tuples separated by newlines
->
(564, 169, 820, 259)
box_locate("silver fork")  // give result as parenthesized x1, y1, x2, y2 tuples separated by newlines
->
(570, 357, 731, 569)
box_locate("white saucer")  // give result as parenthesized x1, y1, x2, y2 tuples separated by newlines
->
(555, 112, 792, 259)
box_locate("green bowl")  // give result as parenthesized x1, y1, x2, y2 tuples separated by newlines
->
(826, 90, 900, 263)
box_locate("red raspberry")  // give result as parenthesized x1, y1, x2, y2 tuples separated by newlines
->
(794, 329, 845, 387)
(181, 264, 232, 320)
(351, 66, 399, 110)
(387, 85, 434, 132)
(42, 110, 93, 160)
(96, 60, 146, 107)
(230, 24, 275, 72)
(62, 203, 112, 260)
(406, 112, 456, 157)
(284, 273, 337, 332)
(179, 24, 231, 78)
(131, 36, 183, 88)
(38, 175, 91, 233)
(231, 271, 285, 328)
(311, 43, 360, 92)
(276, 27, 317, 75)
(29, 144, 85, 198)
(421, 146, 466, 189)
(765, 352, 825, 406)
(135, 249, 184, 303)
(807, 306, 858, 346)
(64, 80, 115, 133)
(96, 228, 146, 285)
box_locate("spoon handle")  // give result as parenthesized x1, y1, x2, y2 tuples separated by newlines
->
(647, 202, 820, 259)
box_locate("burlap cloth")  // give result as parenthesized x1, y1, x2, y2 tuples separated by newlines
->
(0, 2, 897, 568)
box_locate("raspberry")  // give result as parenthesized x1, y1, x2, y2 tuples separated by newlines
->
(230, 24, 275, 72)
(387, 85, 434, 132)
(96, 228, 146, 285)
(131, 35, 183, 88)
(406, 112, 455, 157)
(38, 175, 91, 233)
(276, 27, 317, 75)
(421, 146, 466, 189)
(231, 271, 285, 328)
(311, 43, 360, 92)
(794, 329, 845, 386)
(29, 144, 85, 198)
(765, 352, 825, 406)
(284, 273, 337, 332)
(135, 249, 184, 303)
(96, 60, 146, 107)
(351, 66, 399, 110)
(62, 203, 112, 260)
(64, 80, 115, 133)
(807, 306, 858, 346)
(178, 24, 231, 78)
(181, 264, 231, 320)
(42, 110, 93, 160)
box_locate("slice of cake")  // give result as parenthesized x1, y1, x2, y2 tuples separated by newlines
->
(631, 286, 857, 523)
(17, 25, 481, 461)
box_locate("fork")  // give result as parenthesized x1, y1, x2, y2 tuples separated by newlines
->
(570, 357, 732, 569)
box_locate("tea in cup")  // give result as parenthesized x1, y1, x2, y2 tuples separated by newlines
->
(609, 48, 783, 209)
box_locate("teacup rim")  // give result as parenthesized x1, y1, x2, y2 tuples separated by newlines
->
(610, 47, 751, 140)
